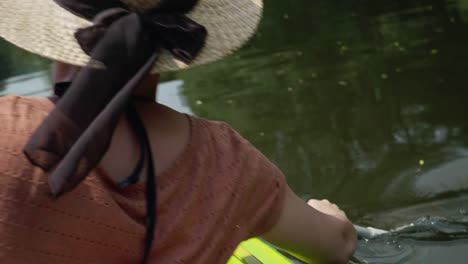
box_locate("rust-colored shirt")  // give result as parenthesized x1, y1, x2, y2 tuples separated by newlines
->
(0, 96, 286, 264)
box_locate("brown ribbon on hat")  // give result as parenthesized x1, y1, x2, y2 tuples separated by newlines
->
(23, 0, 207, 263)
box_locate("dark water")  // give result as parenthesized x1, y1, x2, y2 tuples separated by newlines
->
(2, 0, 468, 263)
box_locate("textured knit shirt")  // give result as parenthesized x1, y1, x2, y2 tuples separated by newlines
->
(0, 95, 286, 264)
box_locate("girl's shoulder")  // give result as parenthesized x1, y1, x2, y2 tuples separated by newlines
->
(188, 115, 287, 237)
(0, 95, 53, 115)
(189, 115, 247, 145)
(189, 115, 284, 182)
(0, 95, 52, 146)
(0, 96, 54, 166)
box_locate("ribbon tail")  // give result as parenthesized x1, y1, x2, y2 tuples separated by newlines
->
(49, 54, 158, 196)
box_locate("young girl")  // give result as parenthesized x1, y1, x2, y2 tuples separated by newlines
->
(0, 0, 356, 263)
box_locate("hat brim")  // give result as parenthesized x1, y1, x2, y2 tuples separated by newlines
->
(0, 0, 263, 73)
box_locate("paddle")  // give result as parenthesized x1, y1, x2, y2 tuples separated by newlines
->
(354, 224, 389, 239)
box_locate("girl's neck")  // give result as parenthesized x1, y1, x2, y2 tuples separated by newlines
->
(132, 73, 160, 102)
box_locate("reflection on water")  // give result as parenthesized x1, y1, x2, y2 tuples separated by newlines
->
(176, 0, 468, 213)
(2, 0, 468, 263)
(156, 80, 193, 115)
(0, 71, 51, 96)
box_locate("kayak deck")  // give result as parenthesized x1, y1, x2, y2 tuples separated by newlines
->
(228, 238, 312, 264)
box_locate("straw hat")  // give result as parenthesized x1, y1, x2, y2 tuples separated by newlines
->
(0, 0, 263, 73)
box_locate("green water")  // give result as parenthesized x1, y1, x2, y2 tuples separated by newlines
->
(2, 0, 468, 262)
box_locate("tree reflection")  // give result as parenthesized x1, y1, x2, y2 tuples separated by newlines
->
(0, 41, 50, 87)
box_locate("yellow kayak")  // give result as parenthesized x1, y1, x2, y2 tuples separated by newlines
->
(228, 238, 313, 264)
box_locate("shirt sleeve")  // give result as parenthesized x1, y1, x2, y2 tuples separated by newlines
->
(226, 127, 288, 238)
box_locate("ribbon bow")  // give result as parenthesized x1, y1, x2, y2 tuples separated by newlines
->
(74, 1, 207, 65)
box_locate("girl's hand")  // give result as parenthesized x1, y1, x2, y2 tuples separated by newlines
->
(307, 199, 348, 222)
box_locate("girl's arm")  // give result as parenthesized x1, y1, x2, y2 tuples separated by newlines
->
(262, 186, 357, 264)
